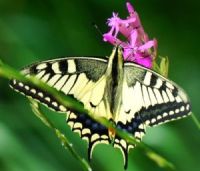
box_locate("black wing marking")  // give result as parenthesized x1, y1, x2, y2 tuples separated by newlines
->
(67, 111, 110, 160)
(114, 113, 145, 169)
(10, 57, 112, 161)
(113, 62, 191, 168)
(123, 62, 191, 127)
(10, 57, 108, 113)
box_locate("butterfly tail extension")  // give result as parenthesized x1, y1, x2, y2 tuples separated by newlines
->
(87, 137, 111, 162)
(114, 136, 137, 169)
(113, 138, 129, 169)
(66, 111, 111, 161)
(113, 113, 146, 169)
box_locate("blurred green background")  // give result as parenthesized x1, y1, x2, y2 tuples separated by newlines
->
(0, 0, 199, 171)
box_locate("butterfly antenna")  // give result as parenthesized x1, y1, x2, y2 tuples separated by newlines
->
(92, 22, 103, 36)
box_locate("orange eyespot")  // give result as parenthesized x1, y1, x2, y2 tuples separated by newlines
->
(108, 127, 116, 140)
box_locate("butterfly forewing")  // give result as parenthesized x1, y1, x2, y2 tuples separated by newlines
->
(11, 57, 107, 111)
(120, 62, 191, 128)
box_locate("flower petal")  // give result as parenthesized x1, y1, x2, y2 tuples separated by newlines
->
(138, 40, 155, 51)
(126, 2, 135, 15)
(123, 48, 133, 60)
(103, 33, 116, 44)
(103, 33, 123, 46)
(130, 30, 138, 47)
(103, 2, 157, 69)
(135, 56, 152, 68)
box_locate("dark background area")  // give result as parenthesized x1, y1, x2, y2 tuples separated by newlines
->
(0, 0, 199, 171)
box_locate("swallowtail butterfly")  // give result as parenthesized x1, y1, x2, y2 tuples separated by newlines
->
(10, 46, 191, 169)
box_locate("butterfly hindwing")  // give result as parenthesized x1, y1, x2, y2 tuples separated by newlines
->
(67, 111, 110, 160)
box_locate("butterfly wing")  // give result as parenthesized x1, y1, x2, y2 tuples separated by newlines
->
(123, 62, 191, 126)
(113, 62, 191, 169)
(10, 57, 112, 159)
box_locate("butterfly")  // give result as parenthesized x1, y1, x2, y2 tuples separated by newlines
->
(10, 46, 191, 169)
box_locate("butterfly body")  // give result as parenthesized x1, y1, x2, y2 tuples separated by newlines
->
(10, 46, 191, 169)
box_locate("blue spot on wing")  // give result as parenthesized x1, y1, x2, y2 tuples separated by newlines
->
(67, 112, 110, 160)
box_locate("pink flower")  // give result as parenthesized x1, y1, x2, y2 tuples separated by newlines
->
(103, 2, 157, 68)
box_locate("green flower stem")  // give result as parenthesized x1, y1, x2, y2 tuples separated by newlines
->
(191, 113, 200, 130)
(1, 59, 176, 170)
(29, 100, 92, 171)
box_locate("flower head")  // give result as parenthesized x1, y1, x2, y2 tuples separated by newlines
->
(103, 2, 157, 68)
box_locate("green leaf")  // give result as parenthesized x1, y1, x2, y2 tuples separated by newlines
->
(146, 150, 175, 170)
(153, 56, 169, 77)
(159, 56, 169, 77)
(30, 100, 53, 128)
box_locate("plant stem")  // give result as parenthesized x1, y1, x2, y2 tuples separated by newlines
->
(191, 113, 200, 130)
